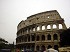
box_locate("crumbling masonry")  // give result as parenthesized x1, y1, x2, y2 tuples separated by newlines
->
(16, 10, 67, 51)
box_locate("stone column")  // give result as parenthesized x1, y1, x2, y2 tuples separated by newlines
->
(45, 25, 47, 30)
(34, 45, 36, 51)
(62, 23, 67, 29)
(40, 25, 42, 31)
(58, 34, 60, 42)
(45, 34, 47, 41)
(51, 24, 53, 30)
(35, 26, 37, 31)
(51, 33, 53, 42)
(39, 45, 41, 51)
(45, 34, 46, 41)
(30, 35, 31, 42)
(56, 24, 59, 29)
(27, 35, 28, 42)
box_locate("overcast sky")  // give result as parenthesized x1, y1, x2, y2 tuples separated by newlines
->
(0, 0, 70, 44)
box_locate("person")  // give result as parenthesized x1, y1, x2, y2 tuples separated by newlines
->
(47, 48, 58, 52)
(43, 50, 46, 52)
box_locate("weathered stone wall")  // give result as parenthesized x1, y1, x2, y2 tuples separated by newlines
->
(16, 10, 67, 51)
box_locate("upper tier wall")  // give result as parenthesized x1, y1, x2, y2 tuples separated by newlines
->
(17, 10, 64, 31)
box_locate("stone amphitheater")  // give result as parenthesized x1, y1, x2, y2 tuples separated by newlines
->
(16, 10, 67, 52)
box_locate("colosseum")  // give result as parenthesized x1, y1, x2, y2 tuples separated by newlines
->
(16, 10, 67, 52)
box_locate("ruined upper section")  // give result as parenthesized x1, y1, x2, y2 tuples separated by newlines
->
(17, 10, 66, 31)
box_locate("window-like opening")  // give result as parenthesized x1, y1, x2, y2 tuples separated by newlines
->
(47, 45, 52, 49)
(59, 24, 63, 29)
(37, 26, 40, 31)
(36, 36, 40, 41)
(53, 34, 58, 40)
(31, 35, 35, 41)
(27, 46, 30, 49)
(53, 24, 57, 29)
(27, 29, 28, 33)
(30, 29, 31, 32)
(41, 45, 45, 51)
(48, 16, 49, 18)
(36, 46, 39, 51)
(24, 46, 26, 50)
(28, 36, 30, 42)
(31, 45, 34, 51)
(42, 25, 45, 30)
(54, 45, 58, 50)
(28, 28, 30, 32)
(24, 36, 27, 42)
(47, 25, 51, 29)
(47, 34, 51, 40)
(42, 35, 45, 40)
(33, 28, 35, 31)
(37, 18, 39, 20)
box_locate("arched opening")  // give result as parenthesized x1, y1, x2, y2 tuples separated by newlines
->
(53, 34, 58, 40)
(31, 45, 34, 51)
(42, 35, 45, 40)
(41, 45, 45, 51)
(53, 24, 57, 29)
(47, 34, 51, 40)
(28, 36, 30, 42)
(27, 29, 28, 33)
(24, 46, 26, 50)
(54, 45, 58, 50)
(47, 45, 52, 49)
(36, 36, 40, 41)
(33, 28, 35, 31)
(36, 46, 39, 51)
(28, 28, 31, 32)
(48, 16, 49, 18)
(47, 25, 51, 29)
(37, 26, 40, 31)
(31, 35, 35, 41)
(42, 25, 45, 30)
(24, 36, 27, 42)
(27, 45, 30, 49)
(59, 24, 63, 29)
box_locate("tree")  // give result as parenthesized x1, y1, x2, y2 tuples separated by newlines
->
(0, 38, 8, 49)
(60, 28, 70, 47)
(0, 38, 8, 43)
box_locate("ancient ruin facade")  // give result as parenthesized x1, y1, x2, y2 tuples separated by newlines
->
(16, 10, 67, 51)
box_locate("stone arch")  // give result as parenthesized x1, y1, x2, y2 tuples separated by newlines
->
(33, 27, 35, 31)
(28, 28, 31, 32)
(36, 35, 40, 41)
(59, 24, 63, 29)
(47, 34, 51, 40)
(54, 45, 58, 50)
(41, 45, 45, 51)
(31, 45, 34, 51)
(24, 36, 27, 42)
(53, 34, 58, 40)
(53, 24, 57, 29)
(31, 35, 35, 41)
(42, 35, 45, 40)
(28, 35, 30, 42)
(47, 45, 52, 49)
(42, 25, 45, 30)
(24, 46, 26, 50)
(27, 45, 30, 49)
(27, 29, 28, 33)
(36, 46, 39, 51)
(47, 25, 51, 29)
